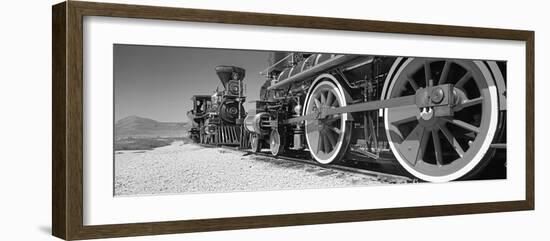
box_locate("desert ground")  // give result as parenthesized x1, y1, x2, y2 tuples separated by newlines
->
(114, 141, 386, 196)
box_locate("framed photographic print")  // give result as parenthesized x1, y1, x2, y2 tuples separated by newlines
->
(52, 1, 534, 240)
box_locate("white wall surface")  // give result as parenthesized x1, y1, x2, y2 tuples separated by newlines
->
(0, 0, 546, 240)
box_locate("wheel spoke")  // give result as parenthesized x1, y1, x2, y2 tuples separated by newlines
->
(325, 128, 337, 148)
(446, 118, 480, 133)
(328, 126, 342, 135)
(407, 76, 419, 91)
(331, 98, 339, 107)
(453, 96, 483, 112)
(317, 128, 325, 153)
(455, 71, 472, 88)
(389, 105, 419, 126)
(439, 124, 465, 157)
(438, 61, 451, 85)
(432, 129, 443, 166)
(320, 91, 327, 105)
(313, 98, 322, 110)
(397, 124, 426, 166)
(306, 121, 320, 154)
(424, 60, 433, 87)
(416, 129, 430, 166)
(322, 130, 332, 153)
(326, 91, 334, 108)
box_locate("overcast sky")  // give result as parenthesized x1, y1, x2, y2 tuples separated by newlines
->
(114, 44, 271, 122)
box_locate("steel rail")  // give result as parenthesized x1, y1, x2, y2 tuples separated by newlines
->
(244, 150, 413, 183)
(209, 144, 414, 183)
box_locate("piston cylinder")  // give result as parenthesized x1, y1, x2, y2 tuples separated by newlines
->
(244, 112, 271, 135)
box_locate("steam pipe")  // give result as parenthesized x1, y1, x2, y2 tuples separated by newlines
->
(267, 55, 359, 90)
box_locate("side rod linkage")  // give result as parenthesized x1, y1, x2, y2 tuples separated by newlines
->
(284, 95, 416, 124)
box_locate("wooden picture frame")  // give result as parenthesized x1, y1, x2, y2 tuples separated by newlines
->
(52, 1, 534, 240)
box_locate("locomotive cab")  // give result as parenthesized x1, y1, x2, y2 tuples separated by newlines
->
(190, 95, 212, 117)
(187, 95, 212, 143)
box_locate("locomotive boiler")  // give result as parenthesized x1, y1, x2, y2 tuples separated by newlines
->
(243, 53, 507, 182)
(187, 66, 247, 146)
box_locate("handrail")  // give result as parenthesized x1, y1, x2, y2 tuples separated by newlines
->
(259, 53, 294, 76)
(267, 55, 359, 90)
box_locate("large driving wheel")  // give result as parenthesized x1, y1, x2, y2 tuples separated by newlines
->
(304, 74, 352, 164)
(384, 58, 501, 182)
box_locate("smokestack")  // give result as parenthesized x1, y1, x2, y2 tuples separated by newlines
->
(215, 65, 246, 87)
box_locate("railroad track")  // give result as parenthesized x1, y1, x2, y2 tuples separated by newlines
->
(204, 144, 416, 184)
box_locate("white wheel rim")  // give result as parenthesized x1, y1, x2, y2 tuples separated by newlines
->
(384, 58, 499, 182)
(304, 74, 349, 164)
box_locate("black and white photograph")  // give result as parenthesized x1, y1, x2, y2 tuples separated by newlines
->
(2, 0, 546, 240)
(113, 44, 507, 196)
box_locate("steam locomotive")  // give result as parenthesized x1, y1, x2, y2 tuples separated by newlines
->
(187, 66, 247, 146)
(188, 53, 507, 182)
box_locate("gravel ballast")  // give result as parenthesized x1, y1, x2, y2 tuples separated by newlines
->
(115, 141, 385, 196)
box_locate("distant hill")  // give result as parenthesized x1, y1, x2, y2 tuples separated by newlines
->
(115, 115, 190, 138)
